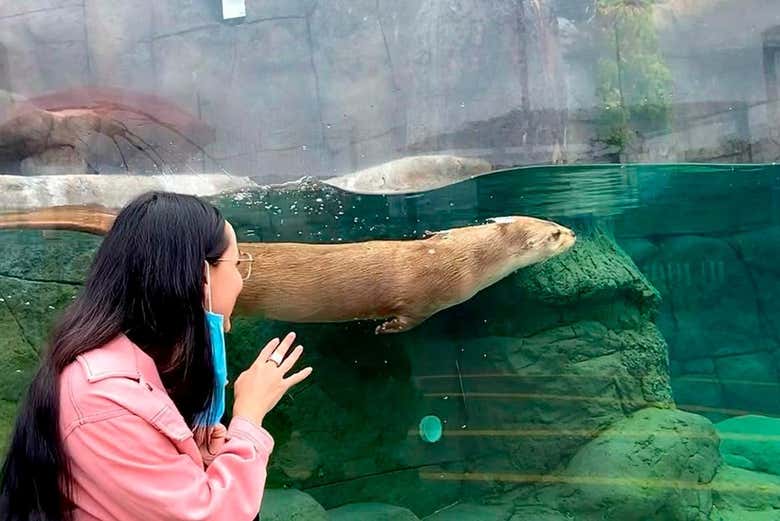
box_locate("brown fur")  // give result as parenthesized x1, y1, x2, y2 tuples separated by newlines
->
(0, 207, 575, 333)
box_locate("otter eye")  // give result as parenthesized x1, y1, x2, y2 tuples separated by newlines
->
(551, 230, 562, 240)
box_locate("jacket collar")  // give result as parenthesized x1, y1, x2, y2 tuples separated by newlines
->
(77, 333, 165, 390)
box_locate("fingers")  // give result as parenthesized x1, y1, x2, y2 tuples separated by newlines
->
(280, 344, 303, 373)
(284, 366, 313, 388)
(255, 332, 296, 368)
(256, 337, 281, 365)
(271, 331, 296, 361)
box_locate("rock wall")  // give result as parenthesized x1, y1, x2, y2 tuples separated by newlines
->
(3, 1, 780, 178)
(0, 0, 567, 181)
(620, 226, 780, 421)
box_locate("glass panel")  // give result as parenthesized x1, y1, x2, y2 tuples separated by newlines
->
(1, 2, 779, 520)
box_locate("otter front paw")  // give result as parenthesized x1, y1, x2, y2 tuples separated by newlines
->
(375, 316, 421, 334)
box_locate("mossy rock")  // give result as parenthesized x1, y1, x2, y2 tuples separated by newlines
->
(716, 415, 780, 477)
(259, 489, 328, 521)
(520, 407, 720, 521)
(327, 503, 420, 521)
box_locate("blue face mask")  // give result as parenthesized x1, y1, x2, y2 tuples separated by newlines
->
(195, 262, 228, 427)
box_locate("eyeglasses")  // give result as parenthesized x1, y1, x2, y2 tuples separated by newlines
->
(213, 251, 254, 281)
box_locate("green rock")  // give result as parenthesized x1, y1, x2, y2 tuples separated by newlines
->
(515, 228, 660, 308)
(714, 354, 780, 416)
(716, 415, 780, 476)
(710, 509, 780, 521)
(671, 375, 725, 422)
(413, 321, 672, 483)
(425, 503, 569, 521)
(640, 235, 769, 361)
(0, 230, 99, 283)
(259, 489, 328, 521)
(711, 465, 780, 512)
(327, 503, 420, 521)
(523, 407, 721, 521)
(0, 230, 91, 453)
(618, 237, 660, 266)
(0, 399, 18, 455)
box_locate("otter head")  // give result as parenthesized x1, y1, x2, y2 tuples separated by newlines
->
(486, 216, 576, 269)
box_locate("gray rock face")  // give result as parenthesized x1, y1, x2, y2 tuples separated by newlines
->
(0, 174, 256, 211)
(0, 0, 567, 181)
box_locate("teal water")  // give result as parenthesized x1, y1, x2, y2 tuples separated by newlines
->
(2, 163, 780, 519)
(215, 162, 780, 240)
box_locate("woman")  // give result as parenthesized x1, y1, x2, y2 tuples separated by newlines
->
(0, 191, 312, 520)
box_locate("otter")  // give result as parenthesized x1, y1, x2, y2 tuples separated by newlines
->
(0, 206, 575, 333)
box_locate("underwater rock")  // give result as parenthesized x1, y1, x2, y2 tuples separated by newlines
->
(0, 275, 80, 400)
(709, 465, 780, 520)
(425, 503, 569, 520)
(258, 489, 328, 521)
(715, 415, 780, 476)
(730, 226, 780, 354)
(671, 373, 725, 422)
(274, 430, 320, 480)
(327, 502, 420, 521)
(639, 235, 766, 361)
(511, 226, 660, 307)
(618, 237, 659, 266)
(414, 322, 673, 479)
(518, 407, 720, 521)
(322, 155, 491, 194)
(0, 272, 80, 454)
(713, 353, 780, 416)
(0, 174, 256, 212)
(627, 231, 780, 418)
(0, 229, 99, 284)
(428, 420, 780, 521)
(710, 507, 780, 521)
(0, 229, 99, 454)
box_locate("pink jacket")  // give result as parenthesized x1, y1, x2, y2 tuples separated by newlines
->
(59, 333, 274, 520)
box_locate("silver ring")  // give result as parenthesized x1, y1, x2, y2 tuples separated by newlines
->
(267, 351, 284, 367)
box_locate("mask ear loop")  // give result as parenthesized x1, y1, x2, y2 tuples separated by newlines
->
(205, 261, 213, 313)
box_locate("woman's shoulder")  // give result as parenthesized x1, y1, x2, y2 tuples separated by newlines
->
(59, 336, 187, 442)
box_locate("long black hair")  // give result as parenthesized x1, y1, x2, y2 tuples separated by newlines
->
(0, 191, 230, 521)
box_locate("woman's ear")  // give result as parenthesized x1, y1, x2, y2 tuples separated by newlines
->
(202, 261, 211, 309)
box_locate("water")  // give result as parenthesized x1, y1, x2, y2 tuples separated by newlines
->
(2, 163, 780, 519)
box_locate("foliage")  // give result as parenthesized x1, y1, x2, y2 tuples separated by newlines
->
(594, 0, 673, 157)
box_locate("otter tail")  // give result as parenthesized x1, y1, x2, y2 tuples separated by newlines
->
(0, 205, 116, 236)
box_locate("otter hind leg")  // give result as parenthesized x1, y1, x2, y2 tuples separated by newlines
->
(375, 315, 425, 334)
